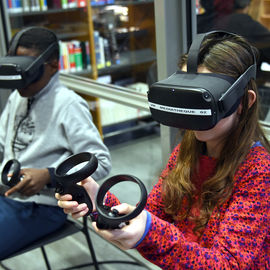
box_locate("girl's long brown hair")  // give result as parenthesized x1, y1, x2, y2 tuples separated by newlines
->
(162, 33, 270, 231)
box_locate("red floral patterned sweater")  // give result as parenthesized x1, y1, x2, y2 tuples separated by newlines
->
(105, 143, 270, 269)
(133, 143, 270, 269)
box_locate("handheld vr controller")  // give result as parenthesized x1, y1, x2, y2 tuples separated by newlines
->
(1, 159, 21, 187)
(95, 174, 147, 229)
(54, 152, 147, 230)
(55, 152, 98, 214)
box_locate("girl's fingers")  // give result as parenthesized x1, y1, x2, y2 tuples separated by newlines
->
(62, 203, 88, 216)
(71, 207, 89, 219)
(57, 199, 79, 209)
(55, 193, 73, 201)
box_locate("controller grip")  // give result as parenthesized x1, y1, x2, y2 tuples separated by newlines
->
(56, 183, 93, 215)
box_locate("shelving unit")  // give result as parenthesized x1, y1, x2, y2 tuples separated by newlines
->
(256, 0, 270, 29)
(96, 48, 155, 76)
(3, 0, 156, 141)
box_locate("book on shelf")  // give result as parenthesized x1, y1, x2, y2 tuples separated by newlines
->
(73, 40, 83, 71)
(30, 0, 40, 11)
(99, 35, 106, 69)
(77, 0, 86, 7)
(91, 0, 106, 6)
(6, 0, 11, 10)
(103, 38, 112, 67)
(106, 23, 120, 65)
(94, 31, 115, 70)
(7, 0, 49, 11)
(59, 41, 64, 71)
(59, 41, 69, 72)
(80, 41, 87, 70)
(94, 31, 105, 69)
(39, 0, 47, 10)
(91, 0, 114, 6)
(6, 0, 91, 11)
(7, 0, 23, 13)
(80, 41, 91, 71)
(68, 0, 76, 8)
(67, 42, 76, 72)
(22, 0, 30, 11)
(50, 0, 61, 8)
(85, 41, 91, 70)
(59, 40, 90, 73)
(61, 0, 68, 8)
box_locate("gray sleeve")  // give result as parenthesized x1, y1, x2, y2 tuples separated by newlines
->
(60, 98, 111, 181)
(0, 96, 12, 163)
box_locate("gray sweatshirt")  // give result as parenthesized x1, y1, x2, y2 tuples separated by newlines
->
(0, 72, 111, 205)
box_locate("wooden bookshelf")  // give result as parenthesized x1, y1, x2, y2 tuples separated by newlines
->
(254, 0, 270, 29)
(249, 0, 261, 20)
(5, 0, 156, 138)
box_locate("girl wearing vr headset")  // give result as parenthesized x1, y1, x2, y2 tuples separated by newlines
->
(56, 32, 270, 269)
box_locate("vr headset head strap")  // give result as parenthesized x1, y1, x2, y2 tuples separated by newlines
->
(9, 27, 39, 56)
(187, 30, 256, 71)
(8, 26, 58, 56)
(187, 30, 257, 114)
(187, 32, 208, 73)
(187, 31, 236, 73)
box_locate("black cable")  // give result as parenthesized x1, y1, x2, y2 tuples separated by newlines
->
(12, 98, 34, 155)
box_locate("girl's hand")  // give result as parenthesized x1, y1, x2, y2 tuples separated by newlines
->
(92, 203, 147, 250)
(55, 176, 99, 219)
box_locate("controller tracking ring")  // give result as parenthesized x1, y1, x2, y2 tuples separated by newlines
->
(95, 174, 147, 229)
(55, 152, 98, 184)
(2, 159, 21, 187)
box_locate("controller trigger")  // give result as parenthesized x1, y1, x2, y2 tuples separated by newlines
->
(73, 193, 84, 201)
(55, 184, 64, 194)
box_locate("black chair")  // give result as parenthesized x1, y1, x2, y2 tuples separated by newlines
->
(0, 216, 145, 270)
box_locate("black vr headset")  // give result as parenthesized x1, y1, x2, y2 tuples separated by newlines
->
(0, 27, 58, 89)
(148, 31, 257, 130)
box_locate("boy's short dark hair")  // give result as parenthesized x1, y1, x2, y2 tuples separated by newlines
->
(9, 27, 59, 61)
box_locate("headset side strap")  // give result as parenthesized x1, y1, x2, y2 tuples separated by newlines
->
(25, 42, 58, 74)
(219, 64, 257, 112)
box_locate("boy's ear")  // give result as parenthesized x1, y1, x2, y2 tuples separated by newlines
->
(49, 58, 59, 69)
(46, 59, 59, 75)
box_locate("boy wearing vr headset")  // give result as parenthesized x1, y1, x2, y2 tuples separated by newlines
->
(0, 27, 111, 259)
(57, 31, 270, 269)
